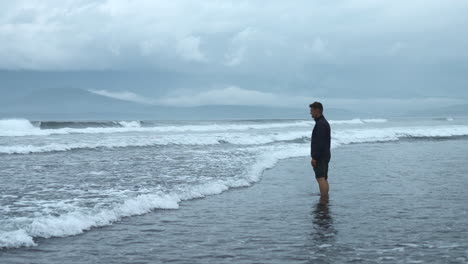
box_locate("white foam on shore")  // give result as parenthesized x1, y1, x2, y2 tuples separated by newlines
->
(0, 129, 312, 154)
(0, 144, 307, 249)
(0, 230, 37, 248)
(2, 121, 468, 248)
(0, 131, 310, 154)
(2, 125, 468, 154)
(0, 192, 180, 249)
(2, 120, 468, 248)
(332, 126, 468, 146)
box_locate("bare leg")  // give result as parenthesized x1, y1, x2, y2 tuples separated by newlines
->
(316, 177, 329, 198)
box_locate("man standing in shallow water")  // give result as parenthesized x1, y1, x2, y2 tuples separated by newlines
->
(309, 102, 331, 200)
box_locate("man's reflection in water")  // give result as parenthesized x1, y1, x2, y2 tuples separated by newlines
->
(305, 198, 338, 263)
(311, 197, 337, 242)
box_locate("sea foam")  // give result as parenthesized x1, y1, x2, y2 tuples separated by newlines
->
(0, 144, 307, 249)
(2, 125, 468, 154)
(0, 118, 390, 137)
(0, 131, 310, 154)
(2, 119, 468, 248)
(0, 119, 313, 137)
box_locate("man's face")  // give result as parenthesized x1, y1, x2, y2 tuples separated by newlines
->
(310, 107, 321, 119)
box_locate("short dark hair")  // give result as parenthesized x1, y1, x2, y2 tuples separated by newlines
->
(309, 102, 323, 112)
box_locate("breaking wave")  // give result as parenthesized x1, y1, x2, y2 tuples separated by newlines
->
(0, 118, 388, 137)
(0, 144, 306, 249)
(329, 118, 388, 125)
(0, 119, 314, 137)
(1, 118, 467, 249)
(2, 125, 468, 155)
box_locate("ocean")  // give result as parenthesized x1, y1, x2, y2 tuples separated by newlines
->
(1, 116, 468, 262)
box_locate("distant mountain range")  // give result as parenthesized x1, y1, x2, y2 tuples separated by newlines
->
(0, 88, 356, 120)
(2, 87, 465, 120)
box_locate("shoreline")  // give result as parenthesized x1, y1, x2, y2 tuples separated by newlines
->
(2, 138, 468, 263)
(1, 155, 322, 262)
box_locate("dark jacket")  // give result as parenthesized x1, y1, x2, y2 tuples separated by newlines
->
(311, 115, 331, 161)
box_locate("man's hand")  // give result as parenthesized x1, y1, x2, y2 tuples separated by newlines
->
(311, 158, 317, 168)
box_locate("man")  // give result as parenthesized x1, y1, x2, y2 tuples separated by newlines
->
(309, 102, 331, 199)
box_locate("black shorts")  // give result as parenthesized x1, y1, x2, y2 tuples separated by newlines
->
(313, 159, 329, 180)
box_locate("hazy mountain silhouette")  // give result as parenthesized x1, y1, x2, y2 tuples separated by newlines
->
(1, 88, 356, 120)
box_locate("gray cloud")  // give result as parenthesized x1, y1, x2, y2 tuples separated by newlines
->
(1, 0, 467, 70)
(88, 89, 156, 104)
(1, 0, 468, 112)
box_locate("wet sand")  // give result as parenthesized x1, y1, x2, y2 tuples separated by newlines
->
(2, 138, 468, 263)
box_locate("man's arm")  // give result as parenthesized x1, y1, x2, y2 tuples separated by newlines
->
(312, 122, 327, 161)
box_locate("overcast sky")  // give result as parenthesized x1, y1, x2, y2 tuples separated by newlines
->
(1, 0, 467, 112)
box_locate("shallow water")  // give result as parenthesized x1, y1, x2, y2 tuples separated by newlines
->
(328, 138, 468, 263)
(1, 137, 467, 263)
